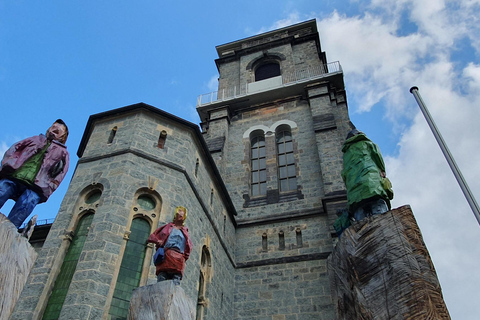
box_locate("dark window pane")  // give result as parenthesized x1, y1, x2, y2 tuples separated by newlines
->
(287, 165, 296, 177)
(255, 63, 280, 81)
(252, 172, 259, 183)
(277, 134, 284, 144)
(288, 178, 297, 190)
(287, 153, 295, 164)
(252, 159, 258, 170)
(259, 158, 266, 169)
(252, 184, 259, 196)
(258, 139, 265, 147)
(277, 143, 285, 154)
(285, 141, 293, 153)
(284, 132, 292, 141)
(259, 147, 266, 157)
(260, 170, 266, 182)
(252, 139, 259, 148)
(260, 182, 267, 195)
(251, 148, 258, 158)
(279, 167, 287, 179)
(278, 154, 286, 166)
(280, 179, 288, 192)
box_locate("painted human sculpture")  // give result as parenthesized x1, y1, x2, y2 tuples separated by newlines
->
(0, 119, 70, 229)
(147, 206, 193, 285)
(335, 129, 394, 237)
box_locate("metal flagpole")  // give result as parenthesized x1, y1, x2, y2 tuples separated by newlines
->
(410, 86, 480, 226)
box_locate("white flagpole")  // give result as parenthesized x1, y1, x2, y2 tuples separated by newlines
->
(410, 86, 480, 226)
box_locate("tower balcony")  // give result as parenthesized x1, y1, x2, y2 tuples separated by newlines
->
(196, 61, 343, 109)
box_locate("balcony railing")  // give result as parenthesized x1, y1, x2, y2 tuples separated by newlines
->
(20, 218, 55, 229)
(197, 61, 342, 106)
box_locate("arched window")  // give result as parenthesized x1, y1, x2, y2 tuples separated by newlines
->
(195, 158, 200, 177)
(196, 246, 212, 320)
(250, 133, 266, 196)
(137, 194, 156, 211)
(108, 218, 151, 319)
(279, 231, 285, 250)
(296, 228, 303, 247)
(158, 130, 167, 149)
(43, 213, 94, 320)
(262, 233, 268, 251)
(276, 127, 296, 192)
(108, 126, 118, 144)
(255, 62, 280, 81)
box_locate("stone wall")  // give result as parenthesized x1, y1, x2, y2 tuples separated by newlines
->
(234, 260, 335, 320)
(0, 214, 38, 320)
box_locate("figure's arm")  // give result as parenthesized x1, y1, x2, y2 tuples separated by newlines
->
(1, 137, 33, 169)
(50, 151, 70, 185)
(370, 143, 386, 173)
(147, 225, 166, 247)
(183, 228, 193, 261)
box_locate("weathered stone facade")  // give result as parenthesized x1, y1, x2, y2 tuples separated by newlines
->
(11, 19, 352, 320)
(199, 19, 350, 320)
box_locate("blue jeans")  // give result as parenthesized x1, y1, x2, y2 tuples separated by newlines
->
(157, 272, 182, 285)
(0, 179, 41, 228)
(353, 198, 388, 222)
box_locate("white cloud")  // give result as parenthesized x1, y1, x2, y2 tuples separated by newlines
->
(254, 12, 303, 34)
(317, 10, 433, 123)
(463, 62, 480, 92)
(0, 141, 8, 156)
(207, 74, 218, 92)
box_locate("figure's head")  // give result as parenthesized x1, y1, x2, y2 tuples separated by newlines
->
(46, 119, 69, 144)
(346, 129, 363, 140)
(173, 206, 187, 225)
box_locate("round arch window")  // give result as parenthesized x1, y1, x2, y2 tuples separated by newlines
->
(137, 195, 156, 210)
(255, 62, 280, 81)
(85, 190, 102, 204)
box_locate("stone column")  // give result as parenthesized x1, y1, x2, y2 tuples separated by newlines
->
(0, 213, 37, 320)
(128, 281, 195, 320)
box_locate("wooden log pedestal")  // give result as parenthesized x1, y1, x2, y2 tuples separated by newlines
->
(328, 205, 451, 320)
(0, 213, 38, 320)
(128, 281, 195, 320)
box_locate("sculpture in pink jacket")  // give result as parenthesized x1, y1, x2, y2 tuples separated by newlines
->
(0, 120, 70, 229)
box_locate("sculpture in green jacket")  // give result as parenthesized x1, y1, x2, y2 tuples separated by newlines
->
(341, 130, 394, 214)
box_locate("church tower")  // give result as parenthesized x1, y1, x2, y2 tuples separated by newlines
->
(197, 19, 350, 319)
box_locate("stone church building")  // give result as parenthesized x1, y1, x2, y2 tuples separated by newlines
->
(11, 19, 362, 319)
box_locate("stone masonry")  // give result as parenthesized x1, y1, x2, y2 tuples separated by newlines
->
(198, 20, 351, 319)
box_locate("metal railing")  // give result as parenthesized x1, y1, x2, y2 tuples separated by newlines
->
(197, 61, 342, 106)
(20, 218, 55, 229)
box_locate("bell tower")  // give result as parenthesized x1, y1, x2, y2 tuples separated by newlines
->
(197, 19, 351, 319)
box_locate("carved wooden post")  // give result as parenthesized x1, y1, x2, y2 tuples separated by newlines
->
(0, 213, 38, 320)
(328, 205, 451, 319)
(128, 281, 195, 320)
